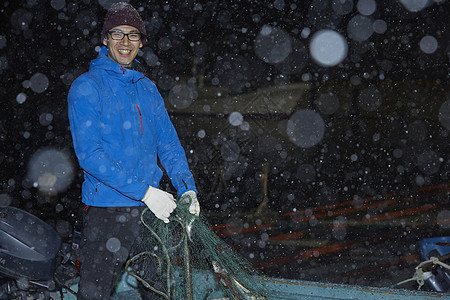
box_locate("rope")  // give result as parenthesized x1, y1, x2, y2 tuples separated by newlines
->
(392, 256, 450, 289)
(431, 256, 450, 270)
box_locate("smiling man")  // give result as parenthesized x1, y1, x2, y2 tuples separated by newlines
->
(67, 2, 199, 299)
(103, 25, 143, 68)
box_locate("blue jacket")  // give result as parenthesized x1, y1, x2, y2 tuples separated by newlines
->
(68, 46, 197, 207)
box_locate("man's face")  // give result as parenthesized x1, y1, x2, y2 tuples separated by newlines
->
(103, 25, 143, 68)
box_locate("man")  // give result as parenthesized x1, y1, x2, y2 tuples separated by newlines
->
(67, 2, 199, 299)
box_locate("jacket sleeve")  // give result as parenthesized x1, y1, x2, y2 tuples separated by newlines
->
(152, 87, 197, 197)
(67, 77, 148, 200)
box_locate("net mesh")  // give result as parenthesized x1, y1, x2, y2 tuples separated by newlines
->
(125, 193, 269, 299)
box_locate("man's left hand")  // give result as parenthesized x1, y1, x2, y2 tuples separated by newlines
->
(182, 190, 200, 216)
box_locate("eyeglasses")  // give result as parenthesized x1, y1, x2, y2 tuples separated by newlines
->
(108, 31, 142, 41)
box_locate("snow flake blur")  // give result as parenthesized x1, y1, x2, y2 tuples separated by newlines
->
(254, 26, 292, 64)
(29, 72, 49, 94)
(27, 148, 75, 193)
(168, 84, 196, 109)
(309, 30, 348, 67)
(347, 15, 374, 42)
(438, 100, 450, 130)
(420, 35, 439, 54)
(287, 109, 325, 148)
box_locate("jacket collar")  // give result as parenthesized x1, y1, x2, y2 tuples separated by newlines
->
(90, 46, 146, 83)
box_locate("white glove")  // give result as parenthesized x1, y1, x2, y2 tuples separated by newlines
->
(181, 190, 200, 216)
(141, 186, 177, 223)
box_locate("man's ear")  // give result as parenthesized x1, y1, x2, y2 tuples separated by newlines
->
(103, 37, 108, 46)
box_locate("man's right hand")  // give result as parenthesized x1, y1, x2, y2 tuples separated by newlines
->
(141, 186, 177, 223)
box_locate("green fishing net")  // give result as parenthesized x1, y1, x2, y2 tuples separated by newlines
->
(125, 193, 269, 299)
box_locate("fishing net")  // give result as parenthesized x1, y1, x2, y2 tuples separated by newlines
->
(125, 193, 269, 299)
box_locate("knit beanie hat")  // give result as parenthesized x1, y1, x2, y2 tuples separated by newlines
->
(101, 2, 147, 44)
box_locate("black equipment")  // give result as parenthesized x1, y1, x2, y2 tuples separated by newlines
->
(0, 206, 78, 299)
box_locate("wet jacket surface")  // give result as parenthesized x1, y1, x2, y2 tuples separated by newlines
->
(68, 46, 196, 207)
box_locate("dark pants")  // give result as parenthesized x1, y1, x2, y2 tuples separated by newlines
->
(77, 206, 163, 300)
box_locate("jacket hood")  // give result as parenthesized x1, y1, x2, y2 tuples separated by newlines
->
(89, 46, 146, 83)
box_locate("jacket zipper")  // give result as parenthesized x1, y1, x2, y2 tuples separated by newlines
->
(136, 104, 143, 135)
